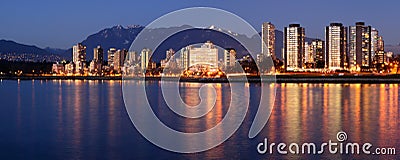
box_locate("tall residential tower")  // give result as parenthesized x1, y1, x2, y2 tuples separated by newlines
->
(284, 24, 305, 71)
(262, 22, 275, 58)
(311, 39, 325, 68)
(141, 48, 151, 71)
(325, 23, 348, 70)
(93, 46, 103, 64)
(349, 22, 372, 71)
(72, 43, 86, 74)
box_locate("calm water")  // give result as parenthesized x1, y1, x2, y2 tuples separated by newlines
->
(0, 80, 398, 159)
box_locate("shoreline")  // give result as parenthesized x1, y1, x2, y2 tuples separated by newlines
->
(2, 74, 400, 83)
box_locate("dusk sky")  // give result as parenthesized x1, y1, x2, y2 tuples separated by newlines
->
(1, 0, 399, 49)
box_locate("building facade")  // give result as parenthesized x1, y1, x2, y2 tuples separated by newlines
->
(189, 41, 218, 67)
(72, 43, 86, 74)
(349, 22, 372, 71)
(93, 46, 103, 64)
(141, 48, 151, 70)
(113, 49, 127, 73)
(371, 28, 379, 64)
(311, 39, 325, 68)
(179, 47, 190, 69)
(375, 36, 385, 64)
(284, 24, 305, 71)
(325, 23, 348, 70)
(224, 48, 236, 68)
(107, 48, 117, 70)
(262, 22, 275, 58)
(304, 42, 313, 63)
(166, 48, 175, 61)
(125, 51, 137, 66)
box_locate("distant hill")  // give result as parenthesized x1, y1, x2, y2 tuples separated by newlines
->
(63, 25, 144, 60)
(44, 47, 67, 55)
(0, 40, 66, 62)
(0, 39, 50, 55)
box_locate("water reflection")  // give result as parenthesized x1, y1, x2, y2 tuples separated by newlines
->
(0, 81, 398, 159)
(269, 83, 398, 159)
(72, 81, 83, 159)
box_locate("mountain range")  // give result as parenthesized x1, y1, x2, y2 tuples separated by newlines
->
(0, 40, 51, 55)
(1, 25, 399, 62)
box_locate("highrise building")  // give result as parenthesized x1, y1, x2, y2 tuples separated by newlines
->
(161, 49, 177, 69)
(180, 47, 190, 69)
(141, 48, 151, 70)
(166, 48, 175, 61)
(113, 49, 127, 73)
(89, 60, 97, 74)
(224, 48, 236, 68)
(311, 39, 325, 68)
(262, 22, 275, 58)
(385, 51, 393, 64)
(121, 49, 127, 66)
(72, 43, 86, 74)
(304, 42, 316, 69)
(125, 51, 137, 65)
(376, 36, 385, 64)
(189, 41, 218, 67)
(122, 51, 137, 75)
(92, 46, 103, 75)
(93, 46, 103, 64)
(107, 48, 117, 70)
(349, 22, 372, 71)
(325, 23, 348, 70)
(371, 28, 379, 64)
(65, 62, 75, 74)
(284, 24, 305, 71)
(304, 42, 313, 63)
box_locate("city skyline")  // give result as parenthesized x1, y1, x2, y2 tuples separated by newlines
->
(49, 19, 396, 77)
(0, 2, 398, 159)
(281, 21, 393, 73)
(1, 0, 400, 49)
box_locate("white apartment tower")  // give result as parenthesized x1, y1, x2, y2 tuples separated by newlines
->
(284, 24, 305, 71)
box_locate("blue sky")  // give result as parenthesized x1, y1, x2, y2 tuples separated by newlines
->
(0, 0, 399, 49)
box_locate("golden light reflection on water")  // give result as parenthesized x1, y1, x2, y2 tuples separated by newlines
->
(284, 83, 301, 143)
(27, 80, 398, 159)
(377, 84, 399, 147)
(16, 80, 21, 128)
(201, 84, 224, 158)
(181, 83, 202, 107)
(57, 80, 63, 143)
(269, 83, 399, 154)
(72, 80, 82, 157)
(301, 83, 308, 141)
(107, 81, 118, 159)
